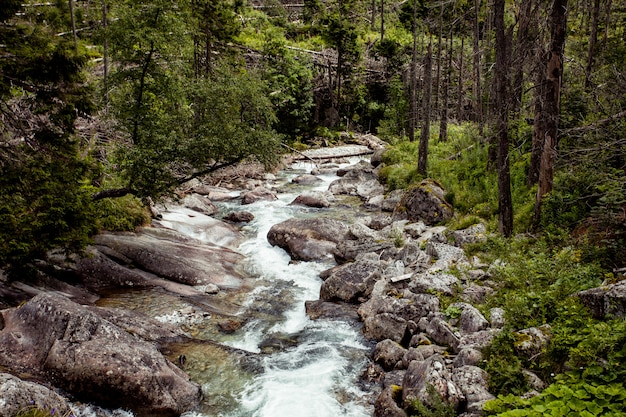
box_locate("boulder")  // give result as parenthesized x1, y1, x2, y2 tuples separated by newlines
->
(191, 185, 241, 201)
(514, 325, 552, 359)
(0, 294, 201, 416)
(0, 373, 73, 417)
(374, 385, 408, 417)
(401, 347, 425, 369)
(290, 191, 332, 208)
(320, 258, 382, 302)
(155, 207, 244, 248)
(420, 316, 461, 352)
(374, 339, 407, 371)
(329, 161, 381, 199)
(450, 303, 489, 334)
(460, 284, 494, 304)
(425, 242, 469, 272)
(292, 174, 322, 184)
(335, 240, 395, 264)
(304, 300, 360, 321)
(451, 223, 487, 247)
(453, 348, 483, 367)
(577, 279, 626, 319)
(358, 292, 440, 324)
(452, 366, 494, 413)
(409, 272, 459, 296)
(489, 307, 506, 329)
(223, 211, 255, 223)
(180, 193, 218, 215)
(94, 229, 245, 289)
(402, 355, 464, 411)
(397, 180, 453, 226)
(457, 329, 500, 352)
(241, 187, 278, 205)
(267, 218, 350, 261)
(362, 313, 408, 343)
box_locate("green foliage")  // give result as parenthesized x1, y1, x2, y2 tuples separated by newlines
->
(15, 405, 74, 417)
(407, 384, 456, 417)
(94, 195, 150, 232)
(0, 1, 97, 270)
(483, 331, 530, 396)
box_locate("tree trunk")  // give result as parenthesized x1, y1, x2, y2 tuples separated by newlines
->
(418, 40, 433, 176)
(511, 0, 533, 117)
(380, 0, 385, 41)
(102, 0, 109, 109)
(528, 44, 547, 186)
(371, 0, 376, 31)
(585, 0, 600, 88)
(408, 0, 418, 143)
(69, 0, 78, 47)
(434, 4, 444, 113)
(457, 36, 464, 120)
(534, 0, 568, 224)
(440, 33, 452, 142)
(473, 0, 484, 134)
(494, 0, 513, 236)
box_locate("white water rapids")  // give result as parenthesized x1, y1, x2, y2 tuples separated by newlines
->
(159, 158, 376, 417)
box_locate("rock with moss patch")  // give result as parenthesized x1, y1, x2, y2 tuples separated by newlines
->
(396, 180, 453, 226)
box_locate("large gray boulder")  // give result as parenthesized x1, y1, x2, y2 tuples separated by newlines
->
(267, 218, 350, 261)
(320, 258, 382, 302)
(362, 313, 408, 343)
(452, 366, 494, 413)
(402, 355, 464, 411)
(94, 229, 245, 289)
(241, 186, 278, 205)
(180, 193, 218, 215)
(0, 293, 201, 416)
(373, 339, 407, 371)
(577, 279, 626, 319)
(397, 180, 453, 226)
(0, 373, 73, 417)
(329, 161, 383, 200)
(290, 191, 332, 208)
(374, 385, 408, 417)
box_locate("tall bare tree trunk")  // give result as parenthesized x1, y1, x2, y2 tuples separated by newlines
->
(528, 43, 547, 186)
(494, 0, 513, 236)
(408, 0, 418, 142)
(457, 36, 465, 121)
(585, 0, 600, 88)
(440, 33, 452, 142)
(434, 4, 444, 113)
(534, 0, 568, 224)
(512, 0, 533, 117)
(473, 0, 483, 134)
(102, 0, 109, 109)
(69, 0, 78, 47)
(380, 0, 385, 41)
(418, 40, 433, 176)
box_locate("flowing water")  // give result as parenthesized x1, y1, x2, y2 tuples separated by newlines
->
(97, 158, 375, 417)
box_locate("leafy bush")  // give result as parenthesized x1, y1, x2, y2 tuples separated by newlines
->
(94, 195, 150, 232)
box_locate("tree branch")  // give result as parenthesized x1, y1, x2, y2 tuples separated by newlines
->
(562, 110, 626, 135)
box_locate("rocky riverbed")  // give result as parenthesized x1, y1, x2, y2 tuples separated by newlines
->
(1, 140, 622, 417)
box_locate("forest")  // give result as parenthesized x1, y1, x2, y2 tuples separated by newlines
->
(1, 0, 625, 416)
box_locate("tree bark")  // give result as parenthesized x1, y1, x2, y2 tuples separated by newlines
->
(473, 0, 484, 134)
(585, 0, 600, 88)
(69, 0, 78, 47)
(439, 33, 452, 142)
(528, 43, 547, 186)
(408, 0, 418, 143)
(418, 40, 433, 176)
(511, 0, 533, 117)
(494, 0, 513, 236)
(102, 0, 109, 109)
(534, 0, 568, 225)
(457, 36, 464, 120)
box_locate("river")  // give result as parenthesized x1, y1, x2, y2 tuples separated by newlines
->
(97, 157, 375, 417)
